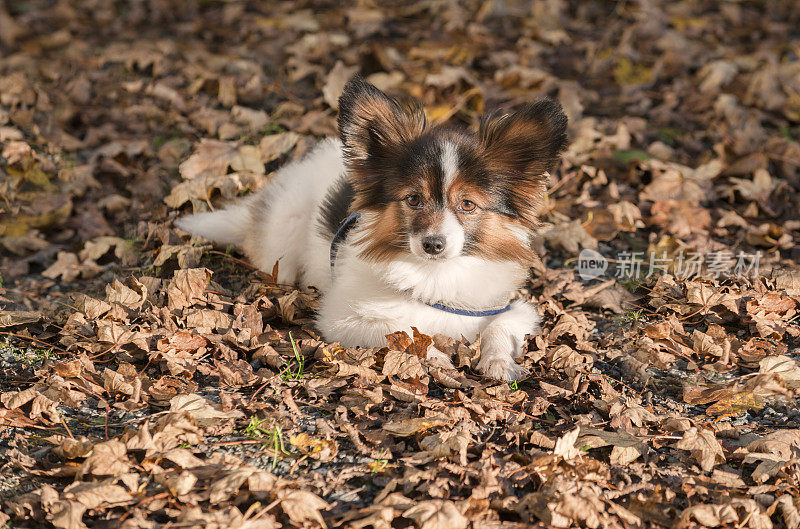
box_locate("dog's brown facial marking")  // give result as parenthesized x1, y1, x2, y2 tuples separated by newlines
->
(337, 75, 568, 265)
(356, 201, 407, 262)
(445, 179, 491, 212)
(441, 179, 532, 262)
(469, 212, 539, 262)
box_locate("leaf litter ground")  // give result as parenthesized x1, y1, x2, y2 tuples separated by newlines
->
(0, 1, 799, 528)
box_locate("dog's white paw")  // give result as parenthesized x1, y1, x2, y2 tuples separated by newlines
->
(476, 353, 529, 381)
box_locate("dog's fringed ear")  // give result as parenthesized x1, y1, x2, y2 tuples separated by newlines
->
(479, 99, 568, 225)
(337, 76, 427, 163)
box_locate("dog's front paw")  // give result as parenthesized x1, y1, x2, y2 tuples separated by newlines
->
(476, 353, 529, 381)
(477, 327, 529, 381)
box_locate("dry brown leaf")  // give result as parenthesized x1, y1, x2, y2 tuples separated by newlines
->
(105, 277, 147, 311)
(553, 428, 582, 460)
(165, 171, 266, 209)
(280, 490, 330, 528)
(168, 394, 244, 425)
(166, 268, 212, 311)
(403, 500, 468, 529)
(160, 470, 198, 497)
(578, 427, 646, 465)
(678, 503, 739, 527)
(0, 310, 42, 328)
(48, 500, 87, 529)
(179, 139, 238, 180)
(706, 391, 764, 416)
(289, 433, 339, 462)
(383, 416, 447, 437)
(323, 61, 360, 109)
(78, 236, 137, 266)
(42, 252, 101, 281)
(78, 440, 130, 478)
(582, 208, 619, 242)
(157, 332, 208, 352)
(53, 437, 93, 459)
(747, 430, 800, 460)
(775, 495, 800, 529)
(0, 387, 37, 409)
(542, 220, 598, 254)
(102, 368, 135, 396)
(260, 132, 301, 162)
(650, 200, 712, 237)
(383, 350, 425, 380)
(418, 423, 474, 465)
(759, 355, 800, 388)
(208, 467, 257, 504)
(64, 481, 132, 510)
(675, 427, 725, 472)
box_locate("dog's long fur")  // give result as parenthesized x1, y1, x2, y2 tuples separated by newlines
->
(176, 77, 567, 380)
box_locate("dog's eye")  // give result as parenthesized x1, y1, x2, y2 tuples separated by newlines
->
(405, 194, 422, 208)
(459, 199, 477, 212)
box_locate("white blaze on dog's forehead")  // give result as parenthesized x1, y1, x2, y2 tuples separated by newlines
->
(438, 210, 465, 258)
(440, 141, 459, 193)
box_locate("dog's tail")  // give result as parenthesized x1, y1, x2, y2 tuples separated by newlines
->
(174, 203, 251, 246)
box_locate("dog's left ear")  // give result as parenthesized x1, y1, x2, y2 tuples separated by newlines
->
(479, 99, 568, 223)
(480, 99, 568, 179)
(338, 75, 427, 163)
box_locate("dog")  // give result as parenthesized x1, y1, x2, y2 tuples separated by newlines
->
(176, 76, 567, 380)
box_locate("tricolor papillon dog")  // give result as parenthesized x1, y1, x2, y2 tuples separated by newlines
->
(177, 76, 567, 380)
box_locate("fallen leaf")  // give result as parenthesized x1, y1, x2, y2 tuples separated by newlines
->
(289, 433, 338, 462)
(166, 268, 212, 311)
(553, 428, 582, 460)
(168, 394, 244, 425)
(323, 61, 359, 109)
(42, 252, 101, 281)
(383, 416, 447, 437)
(0, 310, 42, 328)
(260, 132, 301, 162)
(675, 427, 725, 471)
(403, 500, 468, 529)
(78, 440, 130, 478)
(280, 490, 330, 528)
(79, 236, 137, 266)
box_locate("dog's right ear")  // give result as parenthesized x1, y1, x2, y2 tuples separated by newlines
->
(337, 76, 427, 163)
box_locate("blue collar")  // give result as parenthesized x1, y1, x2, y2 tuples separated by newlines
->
(329, 212, 511, 318)
(425, 302, 512, 317)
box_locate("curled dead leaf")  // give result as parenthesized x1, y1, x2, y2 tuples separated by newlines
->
(403, 500, 468, 529)
(383, 416, 447, 437)
(168, 394, 244, 425)
(675, 427, 725, 472)
(280, 490, 330, 529)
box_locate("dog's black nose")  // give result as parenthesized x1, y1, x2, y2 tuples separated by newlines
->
(422, 235, 445, 255)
